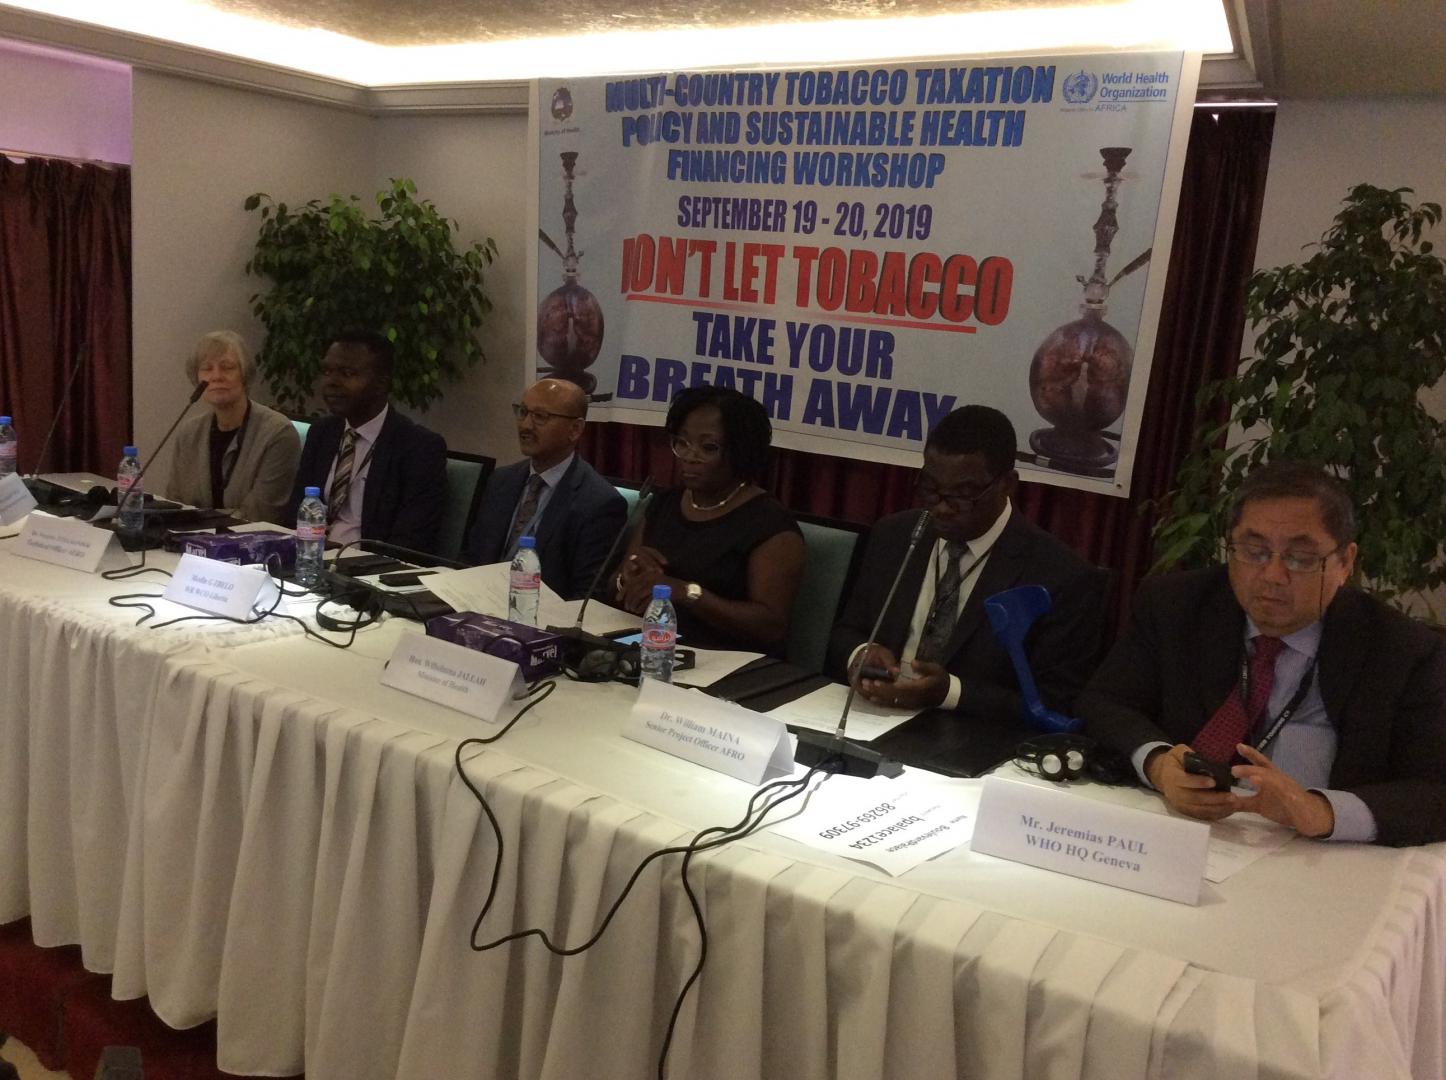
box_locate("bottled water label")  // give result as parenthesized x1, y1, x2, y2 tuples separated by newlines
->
(642, 626, 676, 650)
(296, 524, 327, 542)
(510, 569, 540, 591)
(0, 445, 14, 465)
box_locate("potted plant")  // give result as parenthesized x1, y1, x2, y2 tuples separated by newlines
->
(244, 178, 498, 414)
(1152, 184, 1445, 621)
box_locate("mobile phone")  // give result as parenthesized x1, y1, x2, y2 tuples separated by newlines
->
(858, 664, 896, 682)
(378, 570, 436, 587)
(1182, 750, 1234, 792)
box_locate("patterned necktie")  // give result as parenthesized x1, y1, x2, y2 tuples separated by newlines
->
(915, 540, 969, 663)
(504, 473, 548, 555)
(327, 428, 357, 525)
(1193, 635, 1284, 763)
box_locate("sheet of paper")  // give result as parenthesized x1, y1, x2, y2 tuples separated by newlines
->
(425, 561, 562, 618)
(544, 597, 638, 636)
(677, 647, 765, 688)
(768, 774, 975, 876)
(767, 681, 918, 742)
(1204, 814, 1295, 882)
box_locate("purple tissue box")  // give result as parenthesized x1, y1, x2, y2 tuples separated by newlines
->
(182, 531, 297, 570)
(426, 611, 563, 681)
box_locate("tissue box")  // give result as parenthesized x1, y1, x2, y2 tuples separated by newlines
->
(182, 530, 297, 570)
(426, 611, 563, 681)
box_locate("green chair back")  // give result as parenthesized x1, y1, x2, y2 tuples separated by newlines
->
(438, 453, 495, 562)
(788, 519, 863, 673)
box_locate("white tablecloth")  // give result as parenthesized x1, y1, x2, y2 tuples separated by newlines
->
(3, 551, 1444, 1079)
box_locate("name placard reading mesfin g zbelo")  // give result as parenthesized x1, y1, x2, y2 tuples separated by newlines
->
(627, 678, 793, 784)
(163, 552, 280, 620)
(15, 513, 134, 573)
(382, 631, 523, 723)
(971, 775, 1210, 905)
(0, 473, 37, 525)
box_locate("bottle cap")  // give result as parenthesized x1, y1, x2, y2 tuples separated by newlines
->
(652, 584, 671, 600)
(304, 486, 321, 498)
(0, 416, 11, 425)
(123, 445, 138, 456)
(518, 536, 536, 549)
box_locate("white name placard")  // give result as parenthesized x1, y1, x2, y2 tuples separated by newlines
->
(971, 776, 1210, 905)
(15, 512, 134, 573)
(381, 631, 522, 722)
(163, 553, 279, 620)
(0, 473, 36, 525)
(626, 678, 792, 784)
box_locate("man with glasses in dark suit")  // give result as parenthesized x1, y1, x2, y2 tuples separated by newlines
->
(1080, 461, 1446, 846)
(826, 404, 1105, 727)
(464, 378, 626, 599)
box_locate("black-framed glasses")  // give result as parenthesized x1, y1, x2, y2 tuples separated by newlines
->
(670, 435, 724, 462)
(914, 473, 1001, 514)
(512, 403, 583, 424)
(1226, 542, 1342, 575)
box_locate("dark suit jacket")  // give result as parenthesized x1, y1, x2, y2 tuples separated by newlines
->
(826, 509, 1107, 725)
(463, 455, 627, 600)
(1079, 566, 1446, 846)
(286, 409, 448, 555)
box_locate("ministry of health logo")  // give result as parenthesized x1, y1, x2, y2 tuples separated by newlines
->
(550, 87, 574, 121)
(1062, 70, 1098, 104)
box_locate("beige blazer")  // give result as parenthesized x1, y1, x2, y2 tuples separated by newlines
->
(166, 399, 301, 524)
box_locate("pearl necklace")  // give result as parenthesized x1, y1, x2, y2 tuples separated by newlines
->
(688, 480, 748, 512)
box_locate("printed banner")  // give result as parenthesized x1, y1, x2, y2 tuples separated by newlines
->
(531, 53, 1198, 494)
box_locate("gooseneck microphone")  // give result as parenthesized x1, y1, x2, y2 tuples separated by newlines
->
(109, 380, 208, 546)
(28, 341, 87, 479)
(575, 476, 655, 627)
(793, 508, 933, 778)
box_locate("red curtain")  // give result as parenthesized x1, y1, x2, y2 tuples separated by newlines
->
(588, 108, 1276, 631)
(0, 156, 132, 476)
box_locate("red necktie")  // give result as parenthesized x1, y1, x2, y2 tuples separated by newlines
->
(1193, 636, 1283, 763)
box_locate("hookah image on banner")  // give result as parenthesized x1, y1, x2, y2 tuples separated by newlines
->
(527, 52, 1199, 496)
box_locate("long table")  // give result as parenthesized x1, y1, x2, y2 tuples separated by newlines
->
(2, 532, 1444, 1079)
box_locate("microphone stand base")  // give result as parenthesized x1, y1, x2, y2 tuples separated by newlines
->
(793, 730, 903, 779)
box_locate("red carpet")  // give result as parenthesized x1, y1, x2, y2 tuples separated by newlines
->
(0, 919, 299, 1080)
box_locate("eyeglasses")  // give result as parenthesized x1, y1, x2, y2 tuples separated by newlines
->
(512, 404, 583, 424)
(670, 436, 724, 462)
(914, 473, 1001, 514)
(1226, 543, 1341, 575)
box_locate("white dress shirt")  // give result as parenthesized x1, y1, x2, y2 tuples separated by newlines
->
(323, 405, 388, 547)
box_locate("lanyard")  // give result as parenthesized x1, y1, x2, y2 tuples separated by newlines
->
(215, 402, 252, 495)
(1241, 651, 1318, 754)
(925, 540, 991, 625)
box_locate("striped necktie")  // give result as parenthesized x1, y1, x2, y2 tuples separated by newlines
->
(504, 473, 548, 555)
(915, 540, 968, 662)
(1193, 635, 1284, 763)
(327, 428, 357, 525)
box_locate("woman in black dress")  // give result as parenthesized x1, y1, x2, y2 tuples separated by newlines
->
(614, 386, 805, 654)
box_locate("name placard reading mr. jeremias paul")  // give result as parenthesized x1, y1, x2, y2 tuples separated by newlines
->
(971, 775, 1209, 904)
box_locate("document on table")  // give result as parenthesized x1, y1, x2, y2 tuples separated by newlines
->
(766, 681, 918, 741)
(426, 562, 563, 617)
(768, 774, 976, 876)
(679, 647, 765, 687)
(1204, 814, 1294, 882)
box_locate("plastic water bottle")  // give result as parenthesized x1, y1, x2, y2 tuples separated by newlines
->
(295, 486, 327, 588)
(509, 535, 542, 625)
(0, 416, 16, 478)
(640, 584, 678, 685)
(116, 445, 144, 534)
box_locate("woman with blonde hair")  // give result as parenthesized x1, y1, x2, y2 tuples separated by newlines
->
(166, 330, 301, 523)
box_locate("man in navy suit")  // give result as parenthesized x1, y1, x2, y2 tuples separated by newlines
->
(464, 378, 626, 599)
(286, 330, 447, 554)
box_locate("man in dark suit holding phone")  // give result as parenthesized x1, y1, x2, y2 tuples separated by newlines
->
(464, 378, 626, 599)
(1080, 461, 1446, 846)
(826, 405, 1106, 727)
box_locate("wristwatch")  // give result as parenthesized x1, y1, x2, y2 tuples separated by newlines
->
(684, 582, 703, 604)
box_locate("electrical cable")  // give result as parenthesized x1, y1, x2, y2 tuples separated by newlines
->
(455, 738, 837, 1079)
